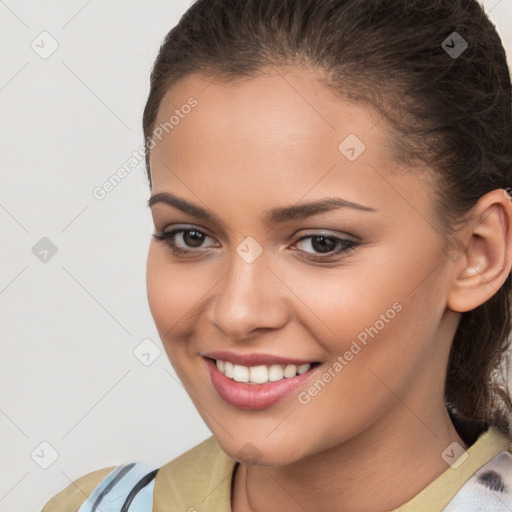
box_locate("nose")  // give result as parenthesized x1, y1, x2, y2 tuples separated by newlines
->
(209, 249, 289, 340)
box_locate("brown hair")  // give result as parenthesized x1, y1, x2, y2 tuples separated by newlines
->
(142, 0, 512, 433)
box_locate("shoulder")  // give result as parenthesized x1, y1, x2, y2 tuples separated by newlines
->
(444, 450, 512, 510)
(157, 434, 234, 481)
(41, 466, 116, 512)
(41, 437, 235, 512)
(160, 434, 226, 472)
(153, 435, 236, 510)
(442, 429, 512, 511)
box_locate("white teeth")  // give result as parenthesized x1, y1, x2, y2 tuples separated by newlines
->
(249, 365, 269, 384)
(214, 360, 312, 384)
(224, 361, 234, 378)
(297, 363, 311, 374)
(268, 364, 284, 381)
(233, 365, 249, 382)
(283, 364, 297, 378)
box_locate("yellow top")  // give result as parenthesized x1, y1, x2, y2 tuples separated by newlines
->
(42, 426, 512, 511)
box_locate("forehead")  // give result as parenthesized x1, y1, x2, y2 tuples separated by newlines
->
(152, 67, 386, 158)
(148, 68, 435, 227)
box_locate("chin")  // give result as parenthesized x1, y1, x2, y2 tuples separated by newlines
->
(213, 431, 310, 467)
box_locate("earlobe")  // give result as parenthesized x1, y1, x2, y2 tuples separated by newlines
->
(447, 189, 512, 313)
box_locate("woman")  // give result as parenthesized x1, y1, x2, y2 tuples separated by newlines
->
(43, 0, 512, 510)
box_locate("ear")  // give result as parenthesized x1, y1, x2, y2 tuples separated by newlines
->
(447, 189, 512, 313)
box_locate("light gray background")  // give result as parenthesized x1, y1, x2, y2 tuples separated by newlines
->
(0, 1, 511, 511)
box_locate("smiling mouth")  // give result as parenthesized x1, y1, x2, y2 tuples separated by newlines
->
(206, 357, 321, 385)
(204, 356, 322, 410)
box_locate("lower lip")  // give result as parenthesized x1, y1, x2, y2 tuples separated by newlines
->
(204, 357, 320, 410)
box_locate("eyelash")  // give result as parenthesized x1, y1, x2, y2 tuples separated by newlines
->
(152, 227, 359, 261)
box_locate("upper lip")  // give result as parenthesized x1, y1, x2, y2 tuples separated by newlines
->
(202, 350, 318, 367)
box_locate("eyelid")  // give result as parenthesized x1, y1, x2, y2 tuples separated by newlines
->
(292, 233, 359, 256)
(159, 225, 220, 247)
(160, 224, 216, 239)
(294, 229, 358, 241)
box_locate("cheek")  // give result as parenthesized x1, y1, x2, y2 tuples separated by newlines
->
(281, 253, 439, 370)
(146, 244, 203, 338)
(146, 245, 209, 389)
(275, 259, 404, 345)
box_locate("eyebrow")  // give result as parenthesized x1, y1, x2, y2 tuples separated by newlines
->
(147, 191, 377, 224)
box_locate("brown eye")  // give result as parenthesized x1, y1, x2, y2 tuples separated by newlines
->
(181, 230, 206, 247)
(152, 227, 218, 256)
(309, 236, 336, 253)
(293, 234, 359, 259)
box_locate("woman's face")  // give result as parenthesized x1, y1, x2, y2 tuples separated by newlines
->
(146, 67, 459, 466)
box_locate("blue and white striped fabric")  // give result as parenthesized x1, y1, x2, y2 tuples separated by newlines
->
(77, 462, 157, 512)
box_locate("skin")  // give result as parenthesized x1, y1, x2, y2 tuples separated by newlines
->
(145, 66, 512, 512)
